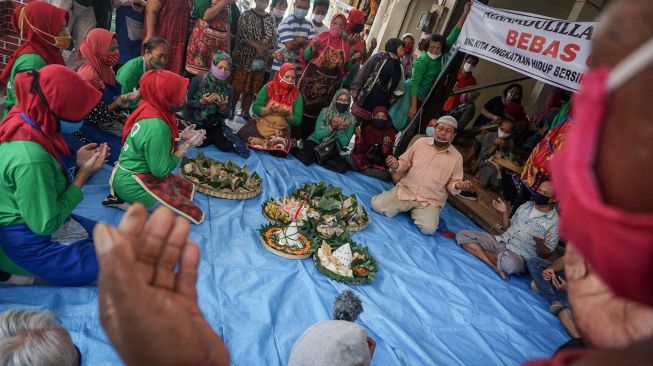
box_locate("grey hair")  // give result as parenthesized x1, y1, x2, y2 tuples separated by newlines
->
(0, 310, 79, 366)
(332, 290, 363, 322)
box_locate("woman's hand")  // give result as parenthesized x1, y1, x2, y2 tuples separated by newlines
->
(73, 143, 109, 188)
(179, 124, 197, 140)
(215, 95, 229, 111)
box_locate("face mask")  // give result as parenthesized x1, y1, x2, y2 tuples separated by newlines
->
(294, 8, 308, 19)
(149, 56, 166, 70)
(335, 103, 348, 113)
(371, 118, 387, 128)
(53, 33, 72, 50)
(59, 119, 84, 134)
(427, 51, 441, 60)
(330, 26, 342, 38)
(272, 8, 285, 18)
(433, 136, 451, 148)
(507, 91, 517, 101)
(314, 14, 325, 23)
(463, 63, 474, 73)
(403, 44, 413, 54)
(531, 191, 552, 206)
(169, 101, 186, 112)
(352, 23, 364, 34)
(211, 65, 231, 80)
(280, 78, 295, 89)
(459, 94, 467, 104)
(550, 38, 653, 306)
(425, 126, 435, 137)
(104, 53, 119, 66)
(497, 129, 510, 139)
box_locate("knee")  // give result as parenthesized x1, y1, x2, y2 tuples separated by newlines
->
(455, 230, 475, 245)
(371, 194, 383, 213)
(497, 253, 525, 274)
(417, 221, 437, 236)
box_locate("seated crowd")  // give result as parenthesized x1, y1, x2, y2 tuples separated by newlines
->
(1, 0, 652, 365)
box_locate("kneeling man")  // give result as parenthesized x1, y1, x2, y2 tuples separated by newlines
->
(372, 116, 471, 235)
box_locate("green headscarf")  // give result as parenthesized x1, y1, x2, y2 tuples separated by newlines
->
(321, 89, 356, 132)
(193, 52, 232, 121)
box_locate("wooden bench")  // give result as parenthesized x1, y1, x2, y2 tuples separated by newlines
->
(447, 173, 506, 235)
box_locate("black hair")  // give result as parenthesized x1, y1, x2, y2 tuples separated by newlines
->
(465, 55, 479, 64)
(313, 0, 330, 8)
(143, 36, 169, 52)
(417, 37, 429, 52)
(503, 83, 523, 103)
(270, 0, 287, 8)
(428, 34, 450, 54)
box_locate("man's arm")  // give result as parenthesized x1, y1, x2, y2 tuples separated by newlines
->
(144, 0, 163, 43)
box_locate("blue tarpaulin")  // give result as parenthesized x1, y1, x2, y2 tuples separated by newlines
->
(0, 147, 569, 365)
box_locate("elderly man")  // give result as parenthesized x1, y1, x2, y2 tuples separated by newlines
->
(372, 115, 471, 235)
(455, 180, 558, 280)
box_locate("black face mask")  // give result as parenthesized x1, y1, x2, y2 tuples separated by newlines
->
(371, 118, 387, 128)
(433, 137, 451, 149)
(335, 103, 349, 113)
(169, 102, 187, 113)
(532, 192, 552, 205)
(352, 23, 364, 34)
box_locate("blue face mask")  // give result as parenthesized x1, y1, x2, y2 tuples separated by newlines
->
(294, 8, 308, 19)
(59, 119, 84, 134)
(425, 126, 436, 137)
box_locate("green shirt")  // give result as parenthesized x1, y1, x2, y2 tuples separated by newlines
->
(113, 118, 180, 207)
(410, 26, 461, 98)
(252, 85, 303, 126)
(1, 54, 47, 119)
(116, 56, 145, 107)
(0, 141, 83, 235)
(308, 109, 355, 148)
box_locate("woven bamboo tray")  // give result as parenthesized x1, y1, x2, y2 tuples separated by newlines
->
(180, 172, 261, 200)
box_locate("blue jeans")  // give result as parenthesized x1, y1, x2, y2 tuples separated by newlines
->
(527, 257, 569, 308)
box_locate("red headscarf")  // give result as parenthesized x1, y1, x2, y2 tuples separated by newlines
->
(0, 2, 68, 85)
(78, 28, 118, 91)
(266, 63, 300, 107)
(304, 13, 350, 68)
(122, 70, 189, 147)
(346, 9, 366, 34)
(0, 65, 101, 174)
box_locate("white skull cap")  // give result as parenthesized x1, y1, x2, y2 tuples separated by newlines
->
(437, 115, 458, 129)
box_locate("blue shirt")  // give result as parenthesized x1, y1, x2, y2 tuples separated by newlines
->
(272, 15, 315, 74)
(496, 201, 559, 260)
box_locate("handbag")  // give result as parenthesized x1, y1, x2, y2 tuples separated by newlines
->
(366, 143, 386, 166)
(315, 132, 338, 164)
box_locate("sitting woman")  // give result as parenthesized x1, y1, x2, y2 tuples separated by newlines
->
(237, 63, 303, 157)
(182, 52, 248, 157)
(291, 89, 356, 173)
(346, 106, 397, 181)
(108, 70, 206, 225)
(0, 65, 108, 286)
(78, 28, 139, 135)
(473, 83, 523, 127)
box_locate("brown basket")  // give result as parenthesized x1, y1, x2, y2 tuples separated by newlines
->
(180, 172, 261, 200)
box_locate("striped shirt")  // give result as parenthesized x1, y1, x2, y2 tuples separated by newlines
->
(272, 15, 315, 74)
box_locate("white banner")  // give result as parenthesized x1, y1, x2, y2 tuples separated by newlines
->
(456, 1, 597, 91)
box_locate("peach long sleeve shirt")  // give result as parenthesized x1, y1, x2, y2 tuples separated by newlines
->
(395, 137, 464, 207)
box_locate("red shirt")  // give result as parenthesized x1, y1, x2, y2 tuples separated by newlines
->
(443, 71, 477, 111)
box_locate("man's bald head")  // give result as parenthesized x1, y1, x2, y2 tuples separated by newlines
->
(593, 0, 653, 212)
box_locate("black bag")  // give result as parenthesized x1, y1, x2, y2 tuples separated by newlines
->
(315, 133, 338, 164)
(366, 143, 386, 166)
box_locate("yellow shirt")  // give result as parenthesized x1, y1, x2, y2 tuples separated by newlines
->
(395, 137, 463, 207)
